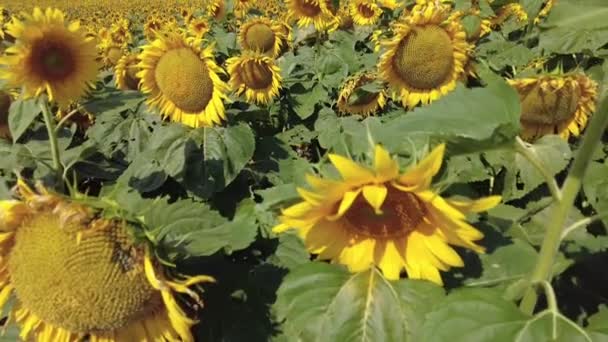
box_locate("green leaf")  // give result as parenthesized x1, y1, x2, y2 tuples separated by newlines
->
(587, 306, 608, 340)
(421, 288, 592, 342)
(275, 263, 444, 341)
(291, 83, 326, 119)
(82, 88, 145, 115)
(582, 160, 608, 226)
(539, 0, 608, 53)
(150, 198, 258, 257)
(269, 232, 310, 270)
(8, 98, 42, 142)
(477, 37, 537, 70)
(378, 77, 520, 151)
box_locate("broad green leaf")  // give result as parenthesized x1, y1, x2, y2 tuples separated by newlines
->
(587, 306, 608, 340)
(377, 77, 521, 151)
(275, 263, 444, 341)
(8, 98, 42, 142)
(82, 88, 145, 115)
(269, 232, 310, 270)
(291, 82, 326, 119)
(421, 288, 592, 342)
(477, 37, 537, 70)
(582, 161, 608, 226)
(150, 198, 257, 257)
(539, 0, 608, 53)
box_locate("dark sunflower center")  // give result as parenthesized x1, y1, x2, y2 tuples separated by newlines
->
(8, 213, 160, 332)
(154, 47, 214, 113)
(29, 38, 76, 81)
(358, 4, 375, 18)
(393, 25, 454, 90)
(519, 82, 581, 125)
(125, 63, 140, 91)
(298, 0, 322, 17)
(244, 23, 276, 53)
(343, 188, 426, 238)
(240, 60, 274, 90)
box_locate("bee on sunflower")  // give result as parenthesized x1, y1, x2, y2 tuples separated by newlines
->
(337, 72, 386, 117)
(0, 8, 99, 107)
(238, 17, 286, 58)
(227, 51, 282, 105)
(0, 179, 215, 341)
(274, 144, 501, 285)
(508, 73, 598, 141)
(378, 2, 470, 108)
(137, 32, 229, 128)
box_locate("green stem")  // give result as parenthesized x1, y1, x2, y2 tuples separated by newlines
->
(40, 103, 64, 179)
(514, 137, 562, 202)
(520, 96, 608, 315)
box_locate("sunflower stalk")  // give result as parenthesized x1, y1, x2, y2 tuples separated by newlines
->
(520, 94, 608, 315)
(514, 137, 562, 202)
(40, 102, 64, 182)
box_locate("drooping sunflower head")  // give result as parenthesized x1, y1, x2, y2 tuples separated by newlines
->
(56, 102, 95, 131)
(0, 7, 99, 107)
(227, 51, 282, 105)
(99, 43, 126, 68)
(0, 179, 215, 341)
(115, 52, 141, 91)
(378, 3, 470, 108)
(274, 144, 501, 285)
(508, 73, 598, 141)
(350, 0, 383, 26)
(137, 33, 229, 128)
(491, 3, 528, 27)
(207, 0, 227, 21)
(238, 17, 286, 58)
(535, 0, 555, 24)
(286, 0, 337, 30)
(337, 72, 386, 117)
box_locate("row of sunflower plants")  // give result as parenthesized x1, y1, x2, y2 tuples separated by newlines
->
(0, 0, 606, 341)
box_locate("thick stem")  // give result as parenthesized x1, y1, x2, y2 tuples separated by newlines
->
(520, 95, 608, 315)
(40, 103, 64, 178)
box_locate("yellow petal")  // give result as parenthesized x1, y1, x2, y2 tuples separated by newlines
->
(424, 234, 464, 267)
(362, 184, 387, 214)
(328, 153, 375, 185)
(340, 239, 375, 272)
(376, 240, 405, 280)
(398, 144, 446, 188)
(373, 145, 399, 182)
(447, 196, 502, 213)
(327, 189, 361, 220)
(297, 187, 324, 205)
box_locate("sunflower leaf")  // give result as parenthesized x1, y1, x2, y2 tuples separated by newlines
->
(8, 98, 42, 143)
(274, 263, 445, 341)
(421, 287, 593, 342)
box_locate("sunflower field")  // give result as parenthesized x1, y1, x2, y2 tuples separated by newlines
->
(0, 0, 607, 341)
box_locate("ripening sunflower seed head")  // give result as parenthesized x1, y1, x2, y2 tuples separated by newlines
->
(115, 52, 141, 91)
(337, 72, 386, 117)
(137, 33, 229, 128)
(0, 179, 215, 341)
(378, 2, 470, 108)
(227, 51, 282, 105)
(238, 17, 286, 58)
(350, 0, 383, 26)
(0, 7, 99, 107)
(508, 73, 598, 141)
(274, 144, 501, 285)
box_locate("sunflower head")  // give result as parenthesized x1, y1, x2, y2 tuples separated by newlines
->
(207, 0, 227, 20)
(337, 72, 386, 117)
(227, 51, 282, 105)
(0, 179, 214, 341)
(115, 52, 141, 91)
(378, 3, 470, 108)
(274, 144, 501, 285)
(286, 0, 338, 30)
(508, 73, 598, 141)
(238, 17, 286, 58)
(137, 33, 229, 127)
(0, 8, 99, 107)
(0, 90, 12, 140)
(188, 17, 210, 38)
(350, 0, 383, 26)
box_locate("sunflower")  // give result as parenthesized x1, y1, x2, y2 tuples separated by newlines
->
(115, 52, 140, 91)
(188, 17, 210, 38)
(534, 0, 555, 24)
(286, 0, 337, 31)
(238, 17, 285, 58)
(227, 51, 282, 105)
(274, 144, 501, 285)
(0, 179, 214, 341)
(55, 102, 95, 131)
(0, 8, 98, 107)
(0, 90, 12, 140)
(337, 72, 386, 116)
(492, 3, 528, 27)
(99, 43, 126, 68)
(207, 0, 227, 21)
(234, 0, 254, 17)
(350, 0, 383, 26)
(378, 3, 470, 108)
(138, 33, 229, 128)
(508, 73, 598, 141)
(143, 16, 164, 41)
